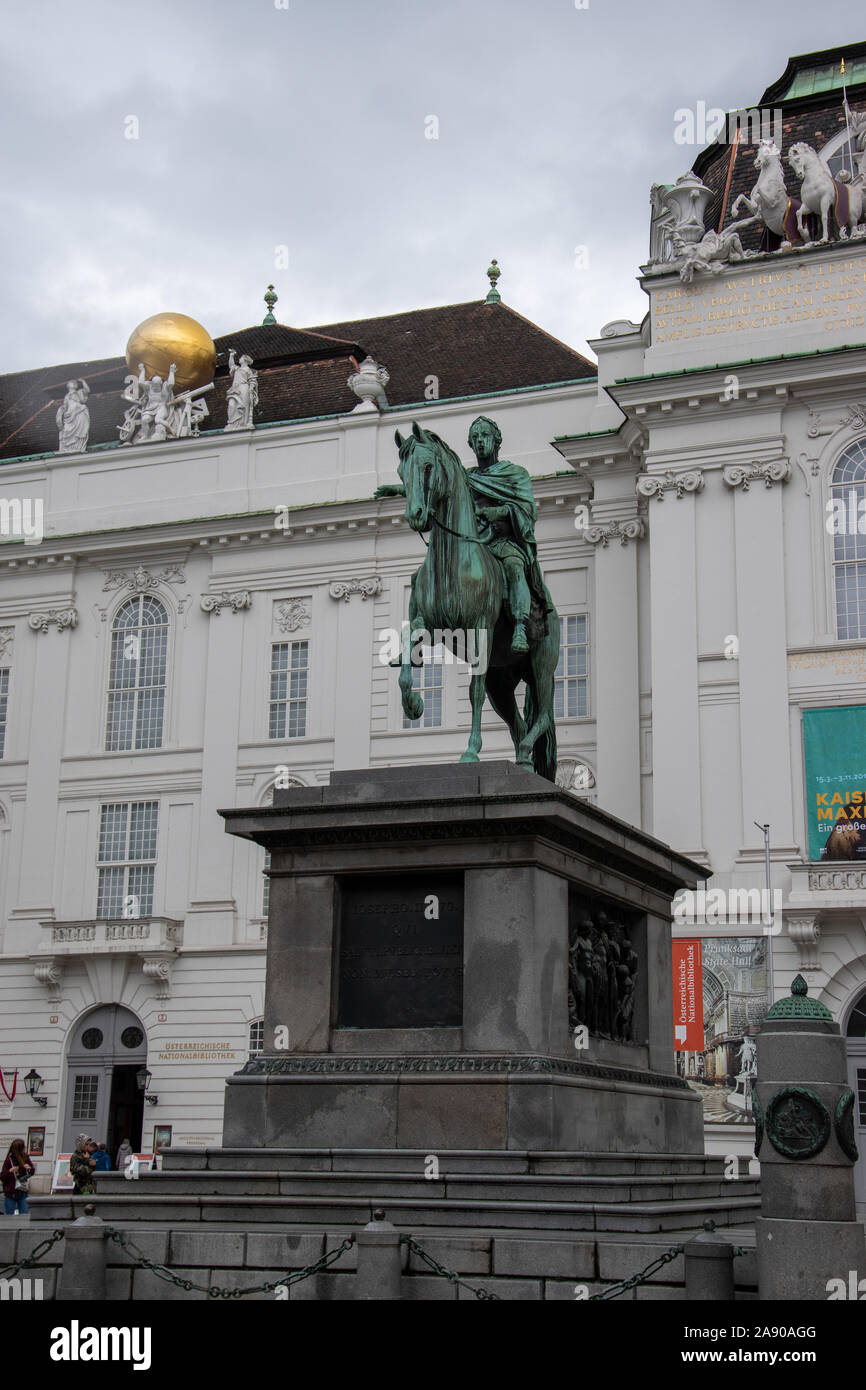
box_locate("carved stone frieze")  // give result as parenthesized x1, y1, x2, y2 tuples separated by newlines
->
(28, 608, 78, 634)
(237, 1053, 689, 1089)
(274, 598, 311, 633)
(102, 564, 185, 594)
(328, 577, 383, 601)
(636, 469, 704, 501)
(584, 517, 646, 547)
(722, 460, 791, 491)
(200, 591, 252, 616)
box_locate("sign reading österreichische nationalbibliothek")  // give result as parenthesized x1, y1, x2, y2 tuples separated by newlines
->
(643, 244, 866, 371)
(155, 1040, 241, 1062)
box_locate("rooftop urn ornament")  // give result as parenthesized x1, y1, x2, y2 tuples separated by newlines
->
(485, 258, 501, 303)
(262, 284, 278, 325)
(347, 356, 389, 412)
(224, 348, 259, 431)
(56, 378, 90, 454)
(659, 171, 713, 247)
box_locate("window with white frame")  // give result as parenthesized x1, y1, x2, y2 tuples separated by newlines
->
(403, 648, 444, 728)
(554, 615, 589, 718)
(248, 1018, 264, 1056)
(831, 440, 866, 640)
(269, 641, 309, 739)
(96, 801, 158, 918)
(0, 669, 8, 758)
(106, 596, 168, 751)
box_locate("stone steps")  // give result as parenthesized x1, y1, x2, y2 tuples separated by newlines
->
(159, 1147, 732, 1177)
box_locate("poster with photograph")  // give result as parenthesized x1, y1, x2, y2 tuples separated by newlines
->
(153, 1125, 172, 1154)
(26, 1125, 45, 1156)
(803, 705, 866, 861)
(52, 1153, 74, 1191)
(674, 936, 770, 1123)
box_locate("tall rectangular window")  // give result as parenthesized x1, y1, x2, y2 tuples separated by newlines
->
(0, 669, 8, 758)
(269, 641, 308, 739)
(97, 801, 158, 918)
(403, 652, 444, 729)
(555, 615, 588, 719)
(106, 596, 168, 751)
(72, 1074, 99, 1122)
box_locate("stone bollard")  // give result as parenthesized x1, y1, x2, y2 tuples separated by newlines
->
(56, 1205, 107, 1302)
(355, 1210, 403, 1301)
(754, 974, 866, 1301)
(684, 1221, 735, 1301)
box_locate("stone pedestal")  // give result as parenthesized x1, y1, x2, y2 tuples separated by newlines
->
(220, 763, 707, 1154)
(754, 975, 866, 1301)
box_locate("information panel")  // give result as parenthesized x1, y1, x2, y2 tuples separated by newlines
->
(337, 874, 464, 1029)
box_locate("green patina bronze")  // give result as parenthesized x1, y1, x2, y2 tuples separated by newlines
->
(766, 973, 834, 1021)
(377, 417, 559, 779)
(834, 1089, 859, 1163)
(752, 1090, 764, 1159)
(765, 1085, 831, 1160)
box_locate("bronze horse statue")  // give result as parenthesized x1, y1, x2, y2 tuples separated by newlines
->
(392, 421, 559, 780)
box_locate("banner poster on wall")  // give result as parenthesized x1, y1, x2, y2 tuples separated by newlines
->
(803, 705, 866, 862)
(673, 936, 770, 1124)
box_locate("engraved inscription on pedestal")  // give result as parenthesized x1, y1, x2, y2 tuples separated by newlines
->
(337, 874, 464, 1029)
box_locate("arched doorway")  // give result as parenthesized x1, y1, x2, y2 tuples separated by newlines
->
(845, 989, 866, 1211)
(62, 1005, 147, 1159)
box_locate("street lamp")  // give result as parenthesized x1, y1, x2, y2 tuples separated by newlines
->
(23, 1068, 48, 1107)
(136, 1066, 158, 1105)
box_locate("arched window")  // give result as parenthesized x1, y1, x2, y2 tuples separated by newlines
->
(106, 596, 168, 750)
(847, 989, 866, 1037)
(830, 440, 866, 640)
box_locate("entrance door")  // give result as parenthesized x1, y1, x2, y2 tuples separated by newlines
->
(62, 1005, 147, 1159)
(845, 988, 866, 1213)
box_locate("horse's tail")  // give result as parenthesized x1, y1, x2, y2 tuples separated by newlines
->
(523, 681, 558, 783)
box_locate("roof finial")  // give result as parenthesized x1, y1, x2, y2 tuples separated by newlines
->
(485, 259, 501, 304)
(263, 284, 278, 325)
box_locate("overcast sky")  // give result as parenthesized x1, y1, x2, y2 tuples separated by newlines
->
(0, 0, 860, 374)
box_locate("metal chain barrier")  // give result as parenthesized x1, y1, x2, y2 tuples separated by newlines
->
(0, 1228, 66, 1281)
(589, 1241, 746, 1301)
(400, 1234, 501, 1300)
(589, 1244, 684, 1300)
(104, 1227, 356, 1298)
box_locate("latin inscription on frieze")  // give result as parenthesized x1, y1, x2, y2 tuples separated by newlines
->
(337, 874, 464, 1028)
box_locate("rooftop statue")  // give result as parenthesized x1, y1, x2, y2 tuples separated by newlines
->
(730, 139, 806, 248)
(56, 378, 90, 454)
(376, 417, 559, 780)
(224, 348, 258, 431)
(788, 141, 866, 243)
(119, 362, 213, 445)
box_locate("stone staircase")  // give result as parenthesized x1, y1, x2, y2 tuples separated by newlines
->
(30, 1148, 760, 1235)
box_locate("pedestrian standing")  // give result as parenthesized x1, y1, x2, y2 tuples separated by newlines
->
(2, 1138, 35, 1215)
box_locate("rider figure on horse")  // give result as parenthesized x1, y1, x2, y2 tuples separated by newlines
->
(466, 415, 554, 654)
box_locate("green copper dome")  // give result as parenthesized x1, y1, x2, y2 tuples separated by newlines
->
(766, 974, 834, 1020)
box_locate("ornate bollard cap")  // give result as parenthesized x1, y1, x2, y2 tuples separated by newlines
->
(766, 973, 833, 1020)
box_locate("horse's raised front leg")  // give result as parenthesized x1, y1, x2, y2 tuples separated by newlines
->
(398, 582, 424, 722)
(460, 671, 486, 763)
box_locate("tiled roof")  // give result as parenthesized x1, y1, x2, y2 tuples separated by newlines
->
(0, 300, 595, 462)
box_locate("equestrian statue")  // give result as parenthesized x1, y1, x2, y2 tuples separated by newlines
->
(375, 415, 559, 780)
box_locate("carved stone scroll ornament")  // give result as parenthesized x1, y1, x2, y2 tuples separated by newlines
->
(28, 609, 78, 634)
(141, 955, 173, 999)
(786, 913, 821, 970)
(200, 591, 251, 616)
(34, 959, 64, 1002)
(636, 469, 704, 501)
(723, 460, 791, 491)
(328, 577, 383, 601)
(584, 517, 646, 547)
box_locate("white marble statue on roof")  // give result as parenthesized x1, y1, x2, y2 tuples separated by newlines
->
(224, 348, 259, 431)
(56, 378, 90, 454)
(119, 362, 212, 445)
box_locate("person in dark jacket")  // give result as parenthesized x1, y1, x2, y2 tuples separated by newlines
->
(2, 1138, 36, 1215)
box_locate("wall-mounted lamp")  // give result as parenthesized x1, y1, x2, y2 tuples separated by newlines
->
(23, 1068, 48, 1107)
(136, 1066, 158, 1106)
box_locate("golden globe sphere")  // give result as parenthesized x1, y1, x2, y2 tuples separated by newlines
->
(125, 312, 216, 393)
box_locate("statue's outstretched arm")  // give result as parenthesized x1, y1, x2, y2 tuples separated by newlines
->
(374, 483, 406, 499)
